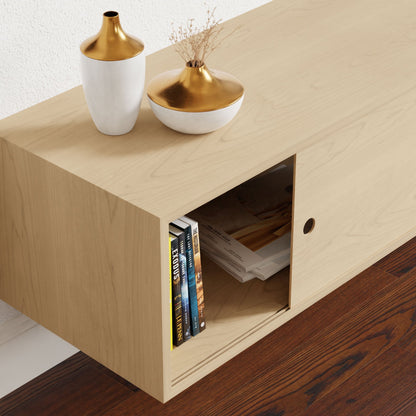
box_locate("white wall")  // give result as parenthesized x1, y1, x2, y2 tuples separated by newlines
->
(0, 0, 269, 119)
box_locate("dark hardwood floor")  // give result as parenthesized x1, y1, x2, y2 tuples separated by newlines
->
(2, 238, 416, 416)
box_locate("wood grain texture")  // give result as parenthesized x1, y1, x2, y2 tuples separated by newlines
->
(304, 345, 416, 416)
(291, 87, 416, 306)
(1, 0, 416, 221)
(0, 140, 168, 401)
(375, 237, 416, 277)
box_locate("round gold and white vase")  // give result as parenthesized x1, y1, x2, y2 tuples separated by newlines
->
(147, 64, 244, 135)
(80, 11, 145, 135)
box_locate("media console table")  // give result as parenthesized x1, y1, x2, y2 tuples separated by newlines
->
(1, 0, 416, 403)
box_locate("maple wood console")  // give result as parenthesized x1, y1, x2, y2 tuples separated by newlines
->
(1, 0, 416, 403)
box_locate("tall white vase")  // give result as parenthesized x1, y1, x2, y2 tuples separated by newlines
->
(80, 11, 145, 136)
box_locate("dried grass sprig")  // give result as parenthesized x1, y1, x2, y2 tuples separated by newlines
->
(169, 7, 236, 68)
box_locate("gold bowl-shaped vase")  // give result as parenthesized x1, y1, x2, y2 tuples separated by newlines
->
(147, 64, 244, 134)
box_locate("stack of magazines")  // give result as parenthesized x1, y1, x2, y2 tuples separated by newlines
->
(189, 160, 293, 283)
(169, 216, 206, 348)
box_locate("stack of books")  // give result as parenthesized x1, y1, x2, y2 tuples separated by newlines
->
(169, 216, 206, 348)
(189, 160, 293, 283)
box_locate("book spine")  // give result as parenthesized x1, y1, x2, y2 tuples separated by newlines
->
(178, 233, 191, 341)
(169, 237, 173, 350)
(191, 222, 206, 332)
(183, 226, 200, 336)
(170, 237, 183, 346)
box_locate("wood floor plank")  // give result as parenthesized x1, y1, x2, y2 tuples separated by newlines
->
(103, 266, 400, 416)
(196, 268, 416, 416)
(1, 359, 134, 416)
(303, 345, 416, 416)
(398, 319, 416, 353)
(375, 236, 416, 276)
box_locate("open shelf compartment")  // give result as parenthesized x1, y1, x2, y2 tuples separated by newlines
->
(169, 156, 295, 387)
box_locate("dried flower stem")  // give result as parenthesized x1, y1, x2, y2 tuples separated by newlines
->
(169, 7, 237, 67)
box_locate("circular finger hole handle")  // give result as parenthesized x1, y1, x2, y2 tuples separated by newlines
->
(303, 218, 315, 234)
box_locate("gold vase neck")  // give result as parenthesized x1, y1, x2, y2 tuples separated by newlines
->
(178, 65, 214, 89)
(147, 65, 244, 112)
(80, 11, 144, 61)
